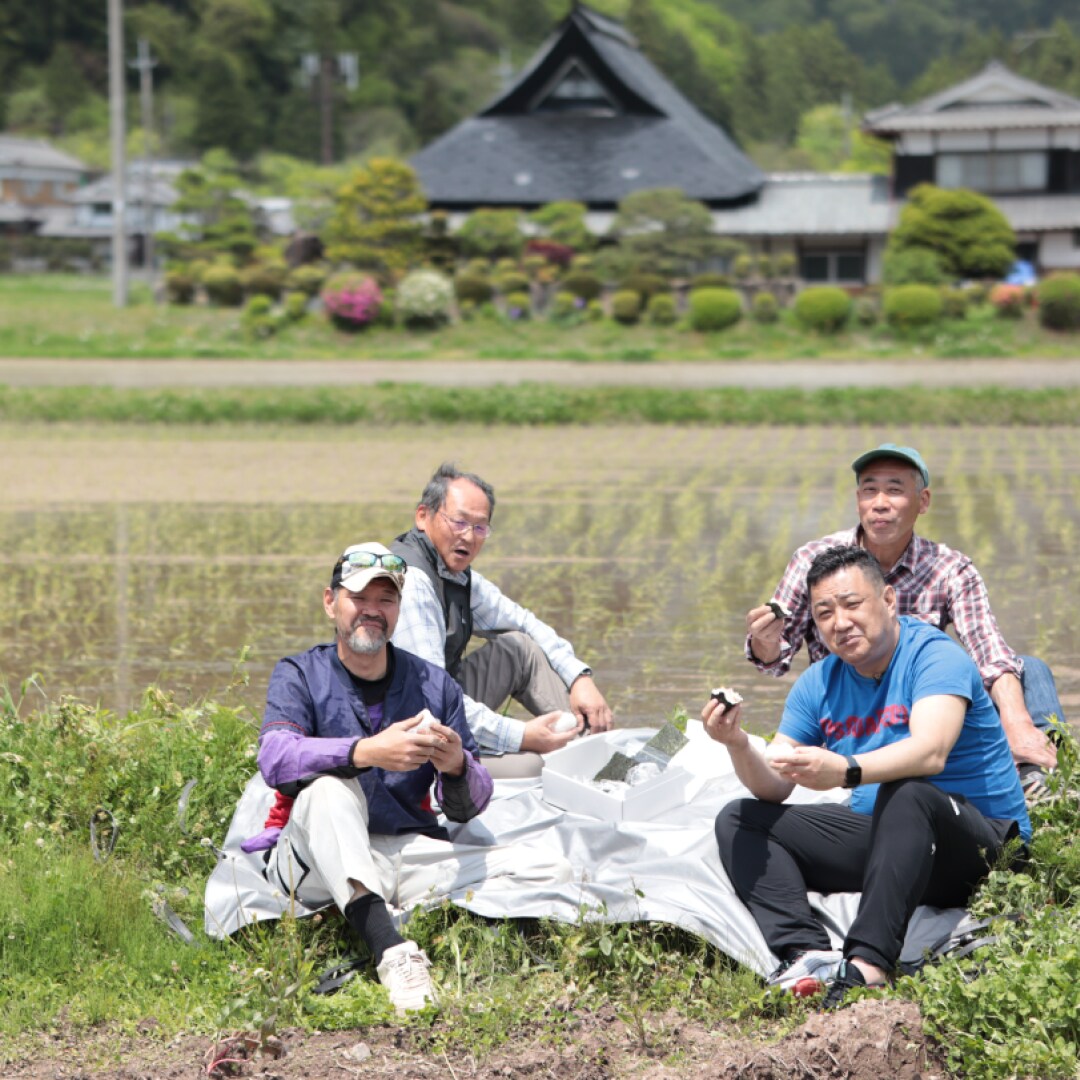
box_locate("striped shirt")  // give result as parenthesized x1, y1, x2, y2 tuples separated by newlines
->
(746, 526, 1022, 690)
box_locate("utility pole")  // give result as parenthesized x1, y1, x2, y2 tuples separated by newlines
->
(302, 51, 358, 164)
(130, 38, 158, 284)
(107, 0, 128, 307)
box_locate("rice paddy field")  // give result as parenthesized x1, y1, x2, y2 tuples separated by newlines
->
(1, 422, 1076, 732)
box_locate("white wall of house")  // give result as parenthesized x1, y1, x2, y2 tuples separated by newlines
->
(1039, 230, 1080, 269)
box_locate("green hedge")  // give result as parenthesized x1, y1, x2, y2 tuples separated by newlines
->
(1036, 273, 1080, 331)
(611, 289, 641, 325)
(688, 287, 742, 331)
(884, 284, 945, 329)
(794, 286, 851, 333)
(646, 293, 678, 325)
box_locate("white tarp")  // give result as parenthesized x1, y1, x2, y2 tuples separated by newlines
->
(204, 726, 970, 977)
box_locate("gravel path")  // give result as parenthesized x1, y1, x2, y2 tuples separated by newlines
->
(2, 357, 1080, 389)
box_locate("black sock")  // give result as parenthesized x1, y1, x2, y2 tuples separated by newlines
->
(344, 893, 405, 966)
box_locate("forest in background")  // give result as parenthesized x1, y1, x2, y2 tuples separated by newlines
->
(2, 0, 1080, 175)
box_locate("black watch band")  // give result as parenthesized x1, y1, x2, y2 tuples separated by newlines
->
(842, 754, 862, 789)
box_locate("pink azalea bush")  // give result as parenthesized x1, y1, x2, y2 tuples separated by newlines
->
(321, 272, 384, 330)
(989, 283, 1026, 320)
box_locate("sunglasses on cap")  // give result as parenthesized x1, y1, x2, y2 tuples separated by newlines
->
(331, 550, 408, 587)
(340, 551, 406, 573)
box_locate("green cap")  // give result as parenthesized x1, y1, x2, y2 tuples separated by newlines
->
(851, 443, 930, 488)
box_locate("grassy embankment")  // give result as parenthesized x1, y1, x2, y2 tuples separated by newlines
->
(1, 678, 1078, 1080)
(1, 273, 1078, 363)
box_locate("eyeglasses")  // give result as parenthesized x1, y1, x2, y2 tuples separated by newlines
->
(339, 551, 407, 573)
(439, 512, 492, 539)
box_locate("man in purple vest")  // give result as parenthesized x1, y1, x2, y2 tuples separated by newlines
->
(244, 542, 571, 1014)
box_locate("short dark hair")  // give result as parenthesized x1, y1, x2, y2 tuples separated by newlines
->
(419, 462, 496, 519)
(806, 545, 886, 594)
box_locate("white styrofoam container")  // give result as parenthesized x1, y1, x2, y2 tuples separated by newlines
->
(541, 729, 691, 822)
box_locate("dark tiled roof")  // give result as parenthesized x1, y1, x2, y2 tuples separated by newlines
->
(864, 60, 1080, 135)
(412, 5, 763, 209)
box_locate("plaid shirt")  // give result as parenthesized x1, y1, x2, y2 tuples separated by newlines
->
(746, 526, 1023, 690)
(392, 562, 589, 755)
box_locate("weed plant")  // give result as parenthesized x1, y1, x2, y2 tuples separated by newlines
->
(2, 673, 1078, 1080)
(900, 731, 1080, 1080)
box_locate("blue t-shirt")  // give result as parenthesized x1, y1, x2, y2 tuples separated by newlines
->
(779, 617, 1030, 841)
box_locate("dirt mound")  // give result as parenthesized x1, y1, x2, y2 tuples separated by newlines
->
(2, 999, 949, 1080)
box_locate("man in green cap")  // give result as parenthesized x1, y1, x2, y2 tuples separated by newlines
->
(744, 443, 1061, 790)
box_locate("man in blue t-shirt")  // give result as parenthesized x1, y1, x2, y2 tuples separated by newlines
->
(707, 545, 1030, 1010)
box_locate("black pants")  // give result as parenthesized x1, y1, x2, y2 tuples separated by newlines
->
(715, 779, 1020, 972)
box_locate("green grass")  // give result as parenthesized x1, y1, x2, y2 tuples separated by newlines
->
(2, 675, 1079, 1078)
(0, 273, 1077, 361)
(1, 382, 1078, 425)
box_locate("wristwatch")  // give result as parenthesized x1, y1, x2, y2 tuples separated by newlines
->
(842, 754, 862, 789)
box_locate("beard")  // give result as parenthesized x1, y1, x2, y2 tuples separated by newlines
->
(345, 619, 389, 655)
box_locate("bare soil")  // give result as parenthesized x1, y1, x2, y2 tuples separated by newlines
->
(3, 999, 948, 1080)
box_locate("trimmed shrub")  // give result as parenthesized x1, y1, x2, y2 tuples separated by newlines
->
(396, 269, 454, 328)
(241, 295, 277, 339)
(647, 292, 678, 325)
(752, 291, 779, 324)
(522, 255, 546, 278)
(688, 287, 742, 331)
(202, 264, 244, 307)
(690, 271, 732, 290)
(503, 291, 531, 321)
(458, 298, 477, 321)
(733, 253, 754, 280)
(241, 260, 288, 300)
(611, 289, 641, 325)
(775, 252, 796, 277)
(495, 271, 530, 295)
(495, 257, 518, 274)
(570, 254, 594, 272)
(548, 291, 580, 323)
(1036, 273, 1080, 331)
(285, 264, 327, 297)
(321, 272, 384, 331)
(454, 273, 494, 304)
(794, 286, 852, 333)
(164, 268, 196, 305)
(466, 257, 490, 275)
(884, 284, 944, 329)
(989, 283, 1026, 319)
(560, 271, 603, 301)
(881, 246, 947, 286)
(755, 254, 775, 280)
(282, 291, 309, 322)
(941, 288, 968, 320)
(619, 272, 671, 300)
(854, 296, 879, 327)
(586, 298, 604, 322)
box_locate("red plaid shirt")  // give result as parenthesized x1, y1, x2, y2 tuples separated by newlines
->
(746, 526, 1022, 690)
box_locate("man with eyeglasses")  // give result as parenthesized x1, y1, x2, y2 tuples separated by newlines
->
(392, 462, 613, 778)
(241, 541, 572, 1014)
(744, 443, 1063, 799)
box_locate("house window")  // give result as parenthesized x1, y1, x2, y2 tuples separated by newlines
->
(937, 151, 1047, 193)
(800, 250, 865, 284)
(23, 180, 42, 198)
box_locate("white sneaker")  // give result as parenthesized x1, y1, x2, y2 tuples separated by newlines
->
(767, 949, 843, 997)
(376, 941, 438, 1015)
